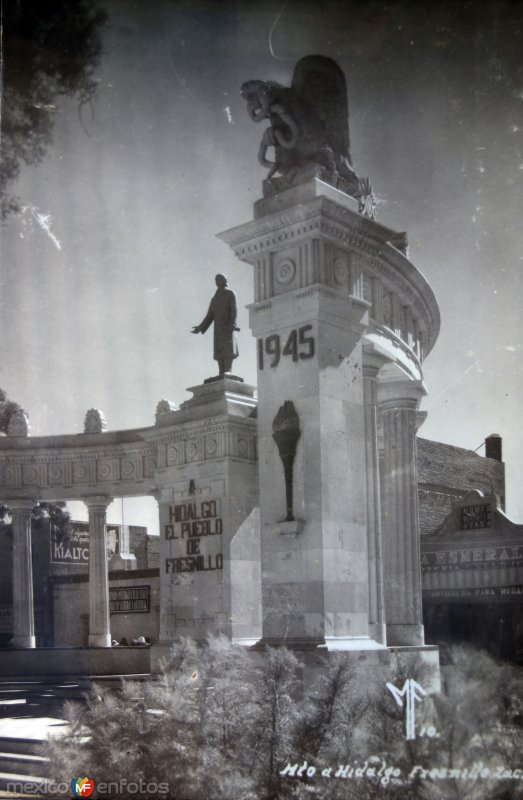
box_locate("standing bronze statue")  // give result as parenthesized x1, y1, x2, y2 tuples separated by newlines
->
(192, 274, 239, 378)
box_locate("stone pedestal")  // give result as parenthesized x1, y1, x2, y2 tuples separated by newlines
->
(85, 495, 112, 648)
(219, 178, 439, 654)
(10, 500, 36, 649)
(251, 288, 375, 648)
(153, 378, 258, 643)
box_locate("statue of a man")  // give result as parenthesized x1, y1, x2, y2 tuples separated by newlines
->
(192, 274, 239, 377)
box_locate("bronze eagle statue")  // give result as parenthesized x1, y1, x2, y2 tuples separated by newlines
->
(241, 55, 375, 217)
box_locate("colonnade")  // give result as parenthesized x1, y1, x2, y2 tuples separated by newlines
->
(9, 495, 114, 649)
(7, 372, 427, 651)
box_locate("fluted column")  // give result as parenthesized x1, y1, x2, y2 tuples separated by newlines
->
(363, 356, 386, 644)
(85, 495, 112, 647)
(379, 380, 426, 645)
(10, 500, 37, 648)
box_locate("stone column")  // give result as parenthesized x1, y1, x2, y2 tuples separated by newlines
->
(363, 354, 387, 645)
(10, 500, 36, 648)
(378, 380, 426, 646)
(85, 495, 112, 647)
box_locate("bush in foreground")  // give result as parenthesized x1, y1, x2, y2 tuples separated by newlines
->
(44, 639, 522, 800)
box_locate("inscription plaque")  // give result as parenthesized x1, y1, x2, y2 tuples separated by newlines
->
(109, 586, 150, 614)
(164, 498, 223, 574)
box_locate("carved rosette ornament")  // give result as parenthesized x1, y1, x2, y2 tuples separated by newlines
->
(275, 258, 296, 285)
(84, 408, 108, 434)
(272, 401, 301, 522)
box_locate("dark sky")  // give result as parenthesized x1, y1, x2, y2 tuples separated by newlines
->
(1, 0, 522, 524)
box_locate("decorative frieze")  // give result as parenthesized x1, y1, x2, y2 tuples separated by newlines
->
(156, 420, 257, 468)
(0, 417, 256, 498)
(0, 443, 157, 495)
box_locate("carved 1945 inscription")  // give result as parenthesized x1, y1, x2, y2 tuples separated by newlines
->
(258, 325, 315, 369)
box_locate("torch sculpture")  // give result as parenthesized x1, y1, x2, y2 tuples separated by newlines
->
(272, 401, 301, 522)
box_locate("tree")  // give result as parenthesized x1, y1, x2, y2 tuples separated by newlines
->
(1, 0, 107, 217)
(0, 388, 24, 434)
(247, 646, 303, 799)
(0, 501, 70, 541)
(45, 636, 262, 800)
(43, 639, 522, 800)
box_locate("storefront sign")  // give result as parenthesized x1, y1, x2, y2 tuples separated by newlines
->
(460, 503, 492, 529)
(424, 585, 523, 603)
(109, 586, 150, 613)
(421, 545, 521, 572)
(51, 523, 120, 564)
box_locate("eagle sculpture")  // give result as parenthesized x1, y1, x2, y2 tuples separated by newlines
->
(241, 55, 375, 217)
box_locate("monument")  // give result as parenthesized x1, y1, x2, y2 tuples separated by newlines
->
(0, 55, 440, 683)
(192, 273, 240, 379)
(218, 55, 440, 656)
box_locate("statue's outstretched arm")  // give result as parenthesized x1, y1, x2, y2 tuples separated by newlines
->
(192, 305, 214, 334)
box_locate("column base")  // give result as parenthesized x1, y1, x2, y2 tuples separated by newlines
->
(252, 637, 325, 651)
(252, 635, 388, 651)
(233, 637, 260, 648)
(386, 623, 424, 646)
(11, 635, 36, 649)
(323, 636, 387, 651)
(368, 622, 387, 646)
(89, 633, 112, 648)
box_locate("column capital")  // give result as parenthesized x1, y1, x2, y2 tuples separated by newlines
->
(84, 495, 113, 512)
(377, 379, 426, 410)
(362, 341, 392, 378)
(7, 499, 38, 513)
(416, 409, 428, 432)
